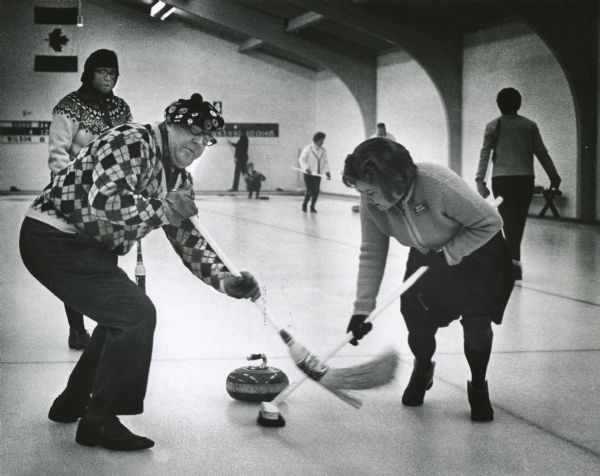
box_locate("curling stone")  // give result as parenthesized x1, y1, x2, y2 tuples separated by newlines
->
(226, 353, 289, 402)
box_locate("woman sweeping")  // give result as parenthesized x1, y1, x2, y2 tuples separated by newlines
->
(343, 138, 514, 421)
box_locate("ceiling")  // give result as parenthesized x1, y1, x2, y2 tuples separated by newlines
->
(109, 0, 584, 72)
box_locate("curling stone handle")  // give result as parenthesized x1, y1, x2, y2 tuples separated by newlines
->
(247, 353, 267, 367)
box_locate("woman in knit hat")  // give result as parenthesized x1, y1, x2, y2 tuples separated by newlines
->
(47, 49, 132, 350)
(21, 93, 260, 450)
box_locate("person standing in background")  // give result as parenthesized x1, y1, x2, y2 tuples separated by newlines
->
(475, 87, 561, 280)
(228, 129, 249, 191)
(298, 131, 331, 213)
(370, 122, 396, 141)
(48, 49, 132, 350)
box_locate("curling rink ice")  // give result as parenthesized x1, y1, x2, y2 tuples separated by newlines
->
(1, 193, 599, 475)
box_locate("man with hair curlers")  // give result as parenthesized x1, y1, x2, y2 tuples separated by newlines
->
(343, 138, 514, 422)
(20, 93, 260, 451)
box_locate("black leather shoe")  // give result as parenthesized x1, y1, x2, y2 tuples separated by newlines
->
(76, 415, 154, 451)
(467, 381, 494, 422)
(402, 360, 435, 406)
(512, 261, 522, 281)
(48, 392, 89, 423)
(310, 208, 317, 213)
(302, 204, 307, 212)
(68, 329, 90, 350)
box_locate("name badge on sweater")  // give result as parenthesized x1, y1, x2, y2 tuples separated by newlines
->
(414, 202, 428, 215)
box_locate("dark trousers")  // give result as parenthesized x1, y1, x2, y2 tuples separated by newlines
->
(303, 174, 321, 210)
(64, 304, 85, 331)
(491, 175, 534, 261)
(248, 183, 261, 198)
(19, 218, 156, 415)
(231, 158, 248, 191)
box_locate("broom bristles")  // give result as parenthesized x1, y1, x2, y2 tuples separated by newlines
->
(319, 349, 399, 391)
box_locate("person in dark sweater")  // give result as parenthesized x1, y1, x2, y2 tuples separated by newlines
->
(244, 162, 266, 199)
(20, 93, 260, 451)
(228, 129, 249, 191)
(476, 87, 561, 280)
(48, 49, 133, 350)
(343, 138, 514, 422)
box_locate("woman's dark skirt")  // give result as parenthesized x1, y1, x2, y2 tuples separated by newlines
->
(401, 232, 514, 328)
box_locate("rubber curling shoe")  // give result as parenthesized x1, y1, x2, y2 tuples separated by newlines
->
(76, 415, 154, 451)
(402, 360, 435, 406)
(467, 380, 494, 422)
(48, 392, 89, 423)
(68, 328, 91, 350)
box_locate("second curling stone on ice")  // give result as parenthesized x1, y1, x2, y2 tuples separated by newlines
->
(226, 353, 289, 402)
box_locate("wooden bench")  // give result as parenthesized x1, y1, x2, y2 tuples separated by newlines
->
(533, 185, 563, 217)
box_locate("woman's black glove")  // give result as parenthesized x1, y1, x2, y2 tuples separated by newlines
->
(346, 314, 372, 346)
(427, 250, 447, 268)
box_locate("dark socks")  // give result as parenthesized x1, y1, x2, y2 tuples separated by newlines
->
(464, 343, 492, 387)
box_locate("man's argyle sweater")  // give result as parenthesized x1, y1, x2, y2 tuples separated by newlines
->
(27, 123, 229, 293)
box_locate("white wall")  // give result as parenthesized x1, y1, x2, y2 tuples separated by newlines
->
(0, 0, 315, 192)
(314, 70, 364, 196)
(377, 50, 448, 167)
(462, 22, 577, 218)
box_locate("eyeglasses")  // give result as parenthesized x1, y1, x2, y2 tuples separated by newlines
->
(93, 68, 118, 79)
(190, 125, 217, 146)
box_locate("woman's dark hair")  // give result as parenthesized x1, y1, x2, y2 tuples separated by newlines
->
(496, 87, 521, 114)
(342, 138, 417, 200)
(313, 131, 326, 142)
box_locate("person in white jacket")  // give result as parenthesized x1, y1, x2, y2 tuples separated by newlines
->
(298, 131, 331, 212)
(47, 49, 132, 350)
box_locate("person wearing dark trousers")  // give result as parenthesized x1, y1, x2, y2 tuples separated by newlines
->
(48, 49, 132, 350)
(228, 129, 249, 191)
(20, 94, 260, 451)
(298, 131, 331, 212)
(343, 138, 514, 422)
(244, 162, 266, 199)
(476, 87, 561, 280)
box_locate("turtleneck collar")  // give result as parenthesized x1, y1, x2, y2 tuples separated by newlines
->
(77, 83, 114, 104)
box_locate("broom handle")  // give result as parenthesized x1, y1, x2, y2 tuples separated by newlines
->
(271, 266, 427, 406)
(291, 166, 327, 179)
(188, 215, 281, 334)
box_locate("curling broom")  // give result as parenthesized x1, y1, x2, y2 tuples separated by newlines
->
(291, 166, 327, 179)
(258, 266, 428, 426)
(188, 215, 415, 409)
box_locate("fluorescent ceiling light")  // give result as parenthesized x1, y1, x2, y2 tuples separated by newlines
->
(160, 7, 176, 20)
(150, 1, 166, 17)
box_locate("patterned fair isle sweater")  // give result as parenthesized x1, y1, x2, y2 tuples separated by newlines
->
(48, 90, 133, 174)
(27, 123, 229, 293)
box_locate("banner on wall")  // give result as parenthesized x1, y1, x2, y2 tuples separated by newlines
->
(215, 123, 279, 138)
(0, 120, 51, 144)
(34, 0, 78, 72)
